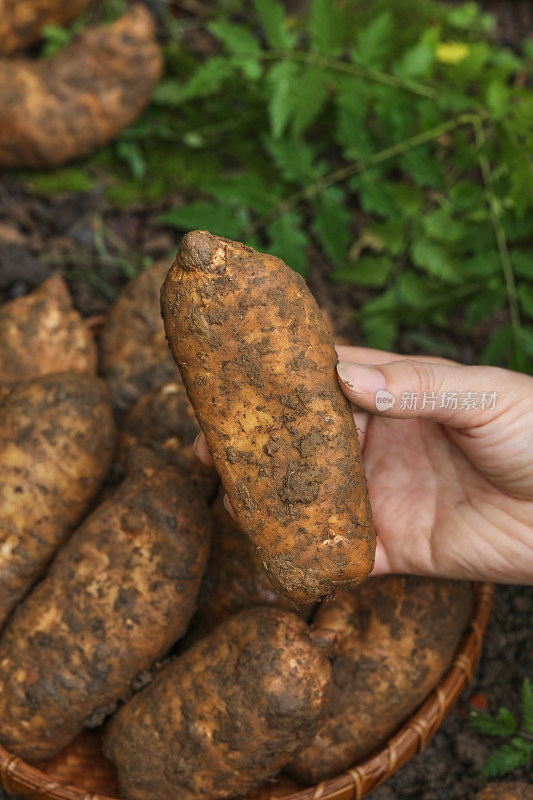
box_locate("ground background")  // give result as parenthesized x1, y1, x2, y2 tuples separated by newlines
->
(0, 1, 532, 798)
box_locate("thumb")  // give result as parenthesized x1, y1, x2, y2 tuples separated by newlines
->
(337, 359, 503, 429)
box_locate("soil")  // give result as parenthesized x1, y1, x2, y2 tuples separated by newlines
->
(0, 0, 532, 798)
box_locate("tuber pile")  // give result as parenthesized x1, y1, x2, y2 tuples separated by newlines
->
(0, 256, 477, 800)
(0, 448, 211, 762)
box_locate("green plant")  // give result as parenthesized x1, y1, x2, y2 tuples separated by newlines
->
(25, 0, 533, 370)
(471, 679, 533, 779)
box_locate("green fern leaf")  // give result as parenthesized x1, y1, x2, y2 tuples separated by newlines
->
(482, 742, 532, 780)
(350, 175, 398, 219)
(334, 78, 373, 159)
(291, 67, 329, 136)
(351, 11, 393, 68)
(462, 251, 501, 279)
(267, 211, 309, 275)
(333, 254, 394, 287)
(518, 283, 533, 319)
(266, 137, 321, 184)
(266, 61, 298, 138)
(174, 58, 236, 104)
(504, 217, 533, 243)
(309, 0, 342, 57)
(158, 203, 242, 239)
(449, 180, 485, 211)
(463, 287, 506, 331)
(394, 38, 434, 79)
(481, 324, 514, 366)
(521, 327, 533, 363)
(361, 310, 397, 350)
(400, 147, 445, 189)
(412, 238, 458, 282)
(208, 21, 261, 58)
(254, 0, 295, 49)
(387, 184, 424, 218)
(312, 187, 351, 270)
(512, 248, 533, 279)
(423, 209, 468, 244)
(447, 2, 483, 30)
(205, 174, 282, 214)
(397, 272, 446, 310)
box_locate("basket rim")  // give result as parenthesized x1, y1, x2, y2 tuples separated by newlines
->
(0, 581, 494, 800)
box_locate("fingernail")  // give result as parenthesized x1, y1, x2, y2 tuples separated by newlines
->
(193, 432, 201, 457)
(223, 493, 235, 518)
(337, 363, 386, 394)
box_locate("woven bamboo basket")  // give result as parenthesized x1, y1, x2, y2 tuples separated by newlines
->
(0, 582, 494, 800)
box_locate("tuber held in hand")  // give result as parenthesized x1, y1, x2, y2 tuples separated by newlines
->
(0, 5, 163, 168)
(161, 230, 376, 603)
(0, 373, 116, 629)
(0, 448, 211, 762)
(103, 607, 333, 800)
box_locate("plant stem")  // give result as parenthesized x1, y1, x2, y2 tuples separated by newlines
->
(474, 119, 523, 352)
(262, 49, 437, 99)
(245, 113, 481, 236)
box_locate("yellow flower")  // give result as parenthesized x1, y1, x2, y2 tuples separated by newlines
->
(435, 41, 470, 65)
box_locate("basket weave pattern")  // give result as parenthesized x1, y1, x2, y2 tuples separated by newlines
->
(0, 582, 494, 800)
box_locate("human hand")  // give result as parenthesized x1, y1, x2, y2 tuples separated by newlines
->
(336, 347, 533, 585)
(194, 346, 533, 585)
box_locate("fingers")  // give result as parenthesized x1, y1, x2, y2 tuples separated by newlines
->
(193, 432, 215, 467)
(193, 434, 238, 519)
(353, 410, 369, 451)
(370, 538, 392, 577)
(337, 359, 507, 430)
(223, 492, 238, 521)
(335, 344, 458, 367)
